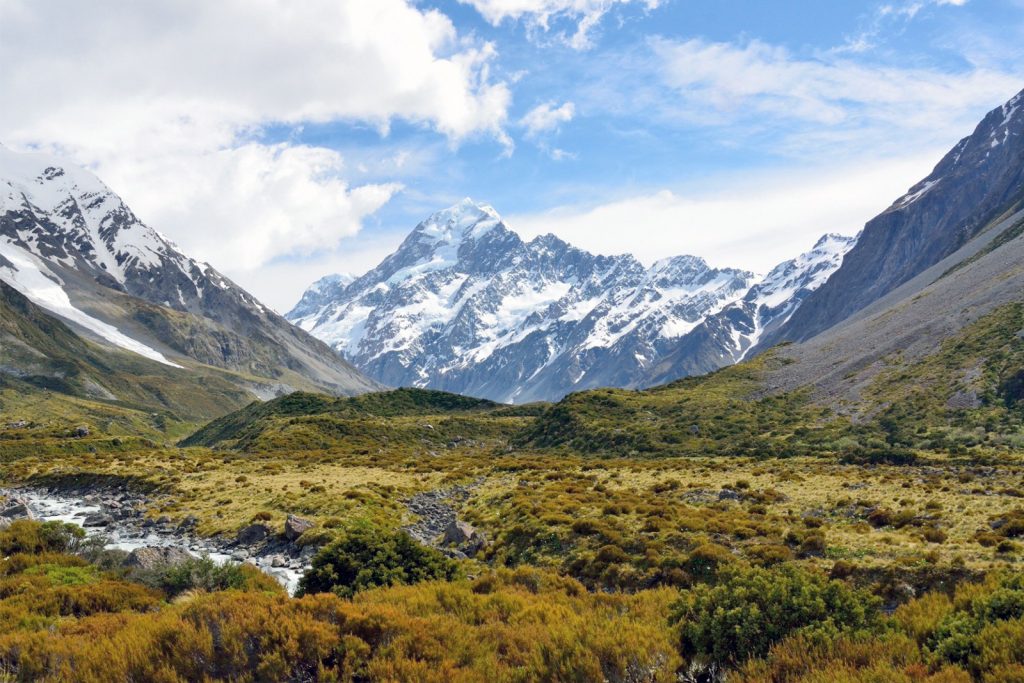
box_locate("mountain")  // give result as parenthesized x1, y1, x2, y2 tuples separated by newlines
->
(641, 233, 855, 385)
(766, 87, 1024, 347)
(289, 199, 850, 403)
(0, 144, 380, 412)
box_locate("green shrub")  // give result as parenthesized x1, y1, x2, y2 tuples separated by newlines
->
(669, 565, 881, 666)
(131, 556, 281, 599)
(297, 526, 459, 598)
(0, 520, 85, 555)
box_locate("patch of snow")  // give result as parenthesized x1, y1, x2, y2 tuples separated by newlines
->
(894, 179, 941, 208)
(0, 238, 182, 367)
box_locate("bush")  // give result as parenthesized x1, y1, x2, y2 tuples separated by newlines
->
(297, 526, 459, 598)
(131, 556, 282, 599)
(0, 520, 85, 555)
(669, 565, 881, 666)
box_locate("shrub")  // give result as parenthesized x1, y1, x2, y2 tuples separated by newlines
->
(0, 520, 85, 555)
(131, 556, 282, 599)
(669, 565, 881, 666)
(297, 526, 459, 598)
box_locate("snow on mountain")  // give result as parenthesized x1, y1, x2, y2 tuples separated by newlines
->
(0, 143, 238, 316)
(730, 233, 857, 359)
(0, 236, 180, 366)
(636, 232, 857, 388)
(289, 198, 777, 403)
(0, 143, 378, 395)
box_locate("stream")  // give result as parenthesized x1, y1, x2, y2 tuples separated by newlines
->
(8, 488, 308, 594)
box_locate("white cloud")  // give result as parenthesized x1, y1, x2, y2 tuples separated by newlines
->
(508, 153, 945, 274)
(647, 37, 1021, 156)
(461, 0, 660, 49)
(0, 0, 511, 299)
(837, 0, 971, 52)
(116, 143, 400, 273)
(520, 101, 576, 137)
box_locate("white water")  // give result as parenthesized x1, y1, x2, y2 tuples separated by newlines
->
(17, 490, 304, 594)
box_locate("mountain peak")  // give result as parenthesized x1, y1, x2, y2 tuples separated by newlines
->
(414, 198, 502, 245)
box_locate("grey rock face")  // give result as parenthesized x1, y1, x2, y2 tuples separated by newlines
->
(768, 87, 1024, 347)
(642, 233, 856, 386)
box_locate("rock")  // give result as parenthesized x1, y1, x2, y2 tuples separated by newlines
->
(124, 546, 192, 570)
(178, 515, 199, 529)
(72, 425, 90, 438)
(236, 523, 270, 545)
(718, 489, 742, 501)
(83, 513, 114, 527)
(270, 555, 286, 568)
(231, 550, 249, 561)
(5, 420, 27, 429)
(443, 520, 479, 546)
(0, 500, 32, 520)
(284, 514, 313, 541)
(156, 516, 170, 525)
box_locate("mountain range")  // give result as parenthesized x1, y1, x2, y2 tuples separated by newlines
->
(288, 200, 854, 403)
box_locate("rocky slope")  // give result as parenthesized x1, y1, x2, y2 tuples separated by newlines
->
(0, 144, 379, 402)
(290, 200, 851, 402)
(766, 87, 1024, 347)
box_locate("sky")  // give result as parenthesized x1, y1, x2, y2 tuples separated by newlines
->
(1, 0, 1023, 312)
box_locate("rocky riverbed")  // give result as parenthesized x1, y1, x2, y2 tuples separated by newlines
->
(1, 486, 315, 594)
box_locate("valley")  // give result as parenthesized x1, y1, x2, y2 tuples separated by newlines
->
(0, 35, 1023, 683)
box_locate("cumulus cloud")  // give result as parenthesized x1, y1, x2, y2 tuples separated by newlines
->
(116, 143, 400, 272)
(520, 101, 576, 137)
(0, 0, 511, 297)
(461, 0, 660, 49)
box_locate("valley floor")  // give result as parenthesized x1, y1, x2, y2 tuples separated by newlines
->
(1, 426, 1023, 680)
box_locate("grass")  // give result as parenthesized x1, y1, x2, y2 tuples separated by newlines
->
(0, 300, 1022, 679)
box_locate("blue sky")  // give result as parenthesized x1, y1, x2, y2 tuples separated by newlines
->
(2, 0, 1023, 310)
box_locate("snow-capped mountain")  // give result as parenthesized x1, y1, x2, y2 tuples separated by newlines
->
(0, 143, 378, 398)
(290, 198, 854, 402)
(640, 233, 856, 386)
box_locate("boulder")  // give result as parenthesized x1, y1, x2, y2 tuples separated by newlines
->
(236, 523, 270, 545)
(82, 513, 114, 527)
(284, 514, 313, 541)
(124, 546, 192, 570)
(443, 520, 479, 546)
(72, 425, 90, 438)
(0, 499, 32, 520)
